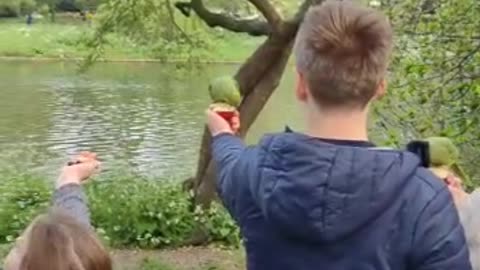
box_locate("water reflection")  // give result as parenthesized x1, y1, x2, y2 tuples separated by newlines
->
(0, 61, 299, 179)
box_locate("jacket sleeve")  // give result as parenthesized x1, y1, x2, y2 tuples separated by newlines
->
(410, 187, 472, 270)
(211, 133, 258, 220)
(52, 183, 91, 228)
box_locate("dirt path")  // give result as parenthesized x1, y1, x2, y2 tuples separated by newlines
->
(112, 247, 245, 270)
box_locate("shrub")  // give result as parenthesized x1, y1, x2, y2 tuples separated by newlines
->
(0, 0, 36, 17)
(0, 171, 51, 243)
(0, 171, 240, 248)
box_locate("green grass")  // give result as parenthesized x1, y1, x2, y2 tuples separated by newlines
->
(0, 18, 262, 62)
(0, 168, 243, 269)
(209, 31, 264, 62)
(0, 169, 240, 249)
(0, 19, 146, 59)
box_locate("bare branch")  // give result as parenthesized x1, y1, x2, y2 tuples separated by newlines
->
(166, 0, 193, 43)
(175, 0, 270, 36)
(247, 0, 283, 30)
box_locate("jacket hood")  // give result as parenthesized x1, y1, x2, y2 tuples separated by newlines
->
(250, 132, 421, 243)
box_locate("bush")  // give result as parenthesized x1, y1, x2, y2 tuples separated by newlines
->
(0, 171, 240, 248)
(0, 172, 51, 243)
(0, 0, 36, 17)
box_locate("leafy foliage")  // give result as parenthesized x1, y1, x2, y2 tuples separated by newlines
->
(0, 172, 50, 243)
(0, 0, 37, 16)
(79, 0, 214, 70)
(0, 171, 240, 248)
(369, 0, 480, 188)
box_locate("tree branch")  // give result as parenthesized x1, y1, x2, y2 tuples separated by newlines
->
(166, 0, 193, 43)
(247, 0, 282, 30)
(175, 0, 270, 36)
(174, 2, 192, 17)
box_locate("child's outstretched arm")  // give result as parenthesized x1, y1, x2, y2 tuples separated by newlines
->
(52, 152, 100, 228)
(53, 183, 91, 228)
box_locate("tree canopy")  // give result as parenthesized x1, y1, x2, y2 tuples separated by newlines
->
(373, 0, 480, 186)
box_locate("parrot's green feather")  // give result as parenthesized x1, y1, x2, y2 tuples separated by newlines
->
(425, 137, 459, 167)
(425, 136, 471, 187)
(209, 76, 242, 107)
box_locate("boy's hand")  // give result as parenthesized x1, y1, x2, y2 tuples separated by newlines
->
(206, 108, 240, 136)
(57, 151, 101, 188)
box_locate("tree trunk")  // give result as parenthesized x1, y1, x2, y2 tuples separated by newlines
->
(179, 0, 321, 245)
(192, 30, 297, 207)
(183, 0, 319, 206)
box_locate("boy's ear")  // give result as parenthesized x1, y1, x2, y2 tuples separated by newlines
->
(295, 71, 308, 102)
(374, 79, 387, 100)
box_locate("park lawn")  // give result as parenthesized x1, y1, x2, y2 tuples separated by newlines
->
(210, 31, 264, 62)
(0, 19, 262, 62)
(0, 19, 148, 59)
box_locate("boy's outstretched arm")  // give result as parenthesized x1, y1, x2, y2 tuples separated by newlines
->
(410, 187, 472, 270)
(207, 109, 256, 219)
(211, 133, 248, 214)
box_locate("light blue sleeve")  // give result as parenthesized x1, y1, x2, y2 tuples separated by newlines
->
(52, 183, 91, 228)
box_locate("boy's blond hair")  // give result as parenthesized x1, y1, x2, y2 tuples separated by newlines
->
(294, 0, 393, 109)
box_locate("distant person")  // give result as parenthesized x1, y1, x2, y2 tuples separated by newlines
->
(80, 10, 87, 21)
(26, 14, 33, 26)
(86, 11, 94, 25)
(205, 1, 471, 270)
(3, 152, 112, 270)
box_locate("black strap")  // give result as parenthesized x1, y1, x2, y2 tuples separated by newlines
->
(406, 140, 430, 168)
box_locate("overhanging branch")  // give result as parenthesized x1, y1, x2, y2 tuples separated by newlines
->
(247, 0, 283, 30)
(175, 0, 270, 36)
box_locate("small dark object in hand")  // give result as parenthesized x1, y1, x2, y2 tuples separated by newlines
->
(67, 160, 82, 166)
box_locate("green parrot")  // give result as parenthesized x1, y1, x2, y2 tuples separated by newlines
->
(208, 76, 242, 108)
(425, 136, 471, 187)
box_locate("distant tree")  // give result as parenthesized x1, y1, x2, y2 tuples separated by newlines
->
(35, 0, 60, 21)
(57, 0, 80, 11)
(0, 0, 36, 17)
(20, 0, 37, 15)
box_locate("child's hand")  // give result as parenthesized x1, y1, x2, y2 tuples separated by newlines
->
(206, 108, 240, 136)
(57, 151, 101, 188)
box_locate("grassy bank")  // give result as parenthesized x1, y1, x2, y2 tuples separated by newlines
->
(0, 170, 240, 249)
(0, 19, 262, 62)
(0, 168, 244, 270)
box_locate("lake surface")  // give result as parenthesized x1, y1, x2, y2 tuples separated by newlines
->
(0, 61, 302, 179)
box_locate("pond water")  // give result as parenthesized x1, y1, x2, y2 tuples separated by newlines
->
(0, 61, 303, 179)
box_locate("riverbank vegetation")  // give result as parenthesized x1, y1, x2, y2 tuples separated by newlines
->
(0, 18, 262, 62)
(0, 168, 243, 269)
(0, 169, 239, 249)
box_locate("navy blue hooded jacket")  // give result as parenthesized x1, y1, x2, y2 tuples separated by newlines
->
(211, 131, 471, 270)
